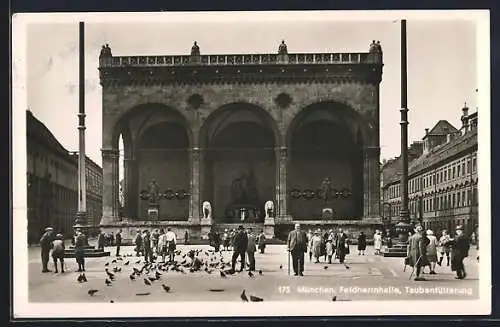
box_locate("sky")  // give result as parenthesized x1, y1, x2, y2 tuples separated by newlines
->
(22, 12, 479, 166)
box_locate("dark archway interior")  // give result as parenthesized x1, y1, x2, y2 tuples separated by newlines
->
(288, 109, 364, 219)
(137, 121, 190, 220)
(202, 109, 276, 223)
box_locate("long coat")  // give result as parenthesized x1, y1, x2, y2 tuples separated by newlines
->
(336, 233, 349, 256)
(407, 232, 429, 267)
(247, 233, 257, 253)
(287, 229, 308, 253)
(450, 234, 470, 271)
(310, 235, 323, 258)
(357, 233, 367, 251)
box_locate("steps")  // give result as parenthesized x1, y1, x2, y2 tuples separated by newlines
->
(64, 246, 110, 258)
(383, 244, 408, 257)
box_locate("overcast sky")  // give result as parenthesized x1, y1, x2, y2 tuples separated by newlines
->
(23, 12, 479, 166)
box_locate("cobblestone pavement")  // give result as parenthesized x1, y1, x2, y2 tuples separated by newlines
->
(27, 244, 479, 302)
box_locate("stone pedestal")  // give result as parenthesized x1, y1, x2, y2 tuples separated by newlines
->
(147, 203, 160, 221)
(264, 217, 275, 239)
(322, 208, 333, 220)
(200, 218, 212, 240)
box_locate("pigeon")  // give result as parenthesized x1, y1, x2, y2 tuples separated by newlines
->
(136, 260, 141, 264)
(162, 284, 171, 293)
(88, 289, 99, 296)
(324, 266, 329, 270)
(110, 300, 115, 303)
(112, 259, 117, 264)
(136, 292, 151, 296)
(279, 265, 283, 269)
(77, 274, 86, 283)
(133, 268, 140, 275)
(148, 276, 157, 282)
(124, 261, 130, 266)
(248, 271, 254, 278)
(104, 262, 109, 266)
(258, 270, 263, 276)
(82, 273, 87, 282)
(105, 278, 112, 286)
(249, 295, 264, 302)
(155, 271, 162, 279)
(220, 270, 227, 278)
(332, 296, 337, 301)
(144, 278, 152, 286)
(344, 264, 350, 270)
(129, 274, 136, 280)
(240, 289, 249, 302)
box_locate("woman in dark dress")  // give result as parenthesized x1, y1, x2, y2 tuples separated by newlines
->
(357, 232, 367, 255)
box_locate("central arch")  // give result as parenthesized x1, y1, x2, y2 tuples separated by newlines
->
(200, 103, 279, 223)
(286, 101, 368, 219)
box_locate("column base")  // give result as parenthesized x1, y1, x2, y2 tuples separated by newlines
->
(264, 217, 275, 239)
(200, 218, 212, 240)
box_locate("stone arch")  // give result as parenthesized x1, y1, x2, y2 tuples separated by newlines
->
(199, 102, 280, 222)
(285, 101, 373, 147)
(199, 102, 280, 148)
(111, 103, 192, 152)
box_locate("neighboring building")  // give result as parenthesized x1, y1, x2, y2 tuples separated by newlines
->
(381, 105, 478, 235)
(26, 110, 103, 244)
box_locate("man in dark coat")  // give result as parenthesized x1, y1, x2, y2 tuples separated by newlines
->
(407, 225, 429, 281)
(74, 229, 87, 272)
(40, 227, 54, 273)
(97, 231, 105, 251)
(287, 223, 308, 276)
(115, 229, 122, 257)
(450, 226, 470, 279)
(143, 230, 153, 263)
(335, 228, 349, 264)
(231, 225, 248, 272)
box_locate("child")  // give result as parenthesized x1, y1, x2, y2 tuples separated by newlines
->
(52, 234, 65, 273)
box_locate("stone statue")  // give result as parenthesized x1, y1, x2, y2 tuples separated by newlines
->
(147, 179, 161, 204)
(369, 40, 382, 53)
(278, 40, 288, 55)
(191, 41, 200, 56)
(202, 201, 212, 220)
(265, 201, 274, 219)
(321, 177, 332, 205)
(100, 44, 112, 59)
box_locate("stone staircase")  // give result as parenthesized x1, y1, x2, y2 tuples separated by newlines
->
(383, 243, 408, 258)
(64, 244, 110, 258)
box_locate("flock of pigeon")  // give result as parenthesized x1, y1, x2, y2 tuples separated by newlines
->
(79, 248, 266, 302)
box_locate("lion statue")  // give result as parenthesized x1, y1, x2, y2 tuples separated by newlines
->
(202, 201, 212, 220)
(265, 200, 274, 219)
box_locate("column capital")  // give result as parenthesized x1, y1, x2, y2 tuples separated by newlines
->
(363, 146, 380, 157)
(101, 148, 119, 159)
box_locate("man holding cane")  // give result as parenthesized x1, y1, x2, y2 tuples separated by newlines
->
(407, 225, 429, 281)
(287, 223, 308, 276)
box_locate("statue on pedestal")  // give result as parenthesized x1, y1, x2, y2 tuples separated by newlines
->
(278, 40, 288, 55)
(191, 41, 200, 56)
(265, 201, 274, 219)
(321, 177, 332, 206)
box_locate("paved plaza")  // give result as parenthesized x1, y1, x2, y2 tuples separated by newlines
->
(28, 244, 479, 302)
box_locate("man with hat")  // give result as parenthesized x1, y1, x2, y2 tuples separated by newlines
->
(230, 225, 248, 273)
(52, 233, 66, 273)
(449, 225, 470, 279)
(407, 225, 429, 281)
(74, 229, 87, 272)
(287, 223, 308, 276)
(39, 227, 55, 273)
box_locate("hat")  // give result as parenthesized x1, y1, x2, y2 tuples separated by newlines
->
(415, 225, 423, 232)
(426, 230, 434, 236)
(225, 229, 228, 232)
(45, 227, 54, 232)
(456, 225, 463, 230)
(56, 233, 63, 239)
(238, 225, 244, 230)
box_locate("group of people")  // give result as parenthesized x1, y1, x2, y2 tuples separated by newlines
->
(133, 228, 178, 263)
(209, 227, 267, 254)
(97, 230, 122, 256)
(39, 227, 88, 273)
(305, 228, 351, 265)
(287, 224, 351, 276)
(407, 225, 471, 281)
(221, 227, 267, 273)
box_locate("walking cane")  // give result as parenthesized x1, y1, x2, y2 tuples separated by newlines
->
(287, 250, 290, 275)
(409, 255, 422, 280)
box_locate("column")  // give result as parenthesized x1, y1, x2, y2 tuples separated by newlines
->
(363, 146, 381, 218)
(100, 148, 120, 225)
(123, 157, 137, 218)
(276, 146, 289, 221)
(189, 147, 202, 224)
